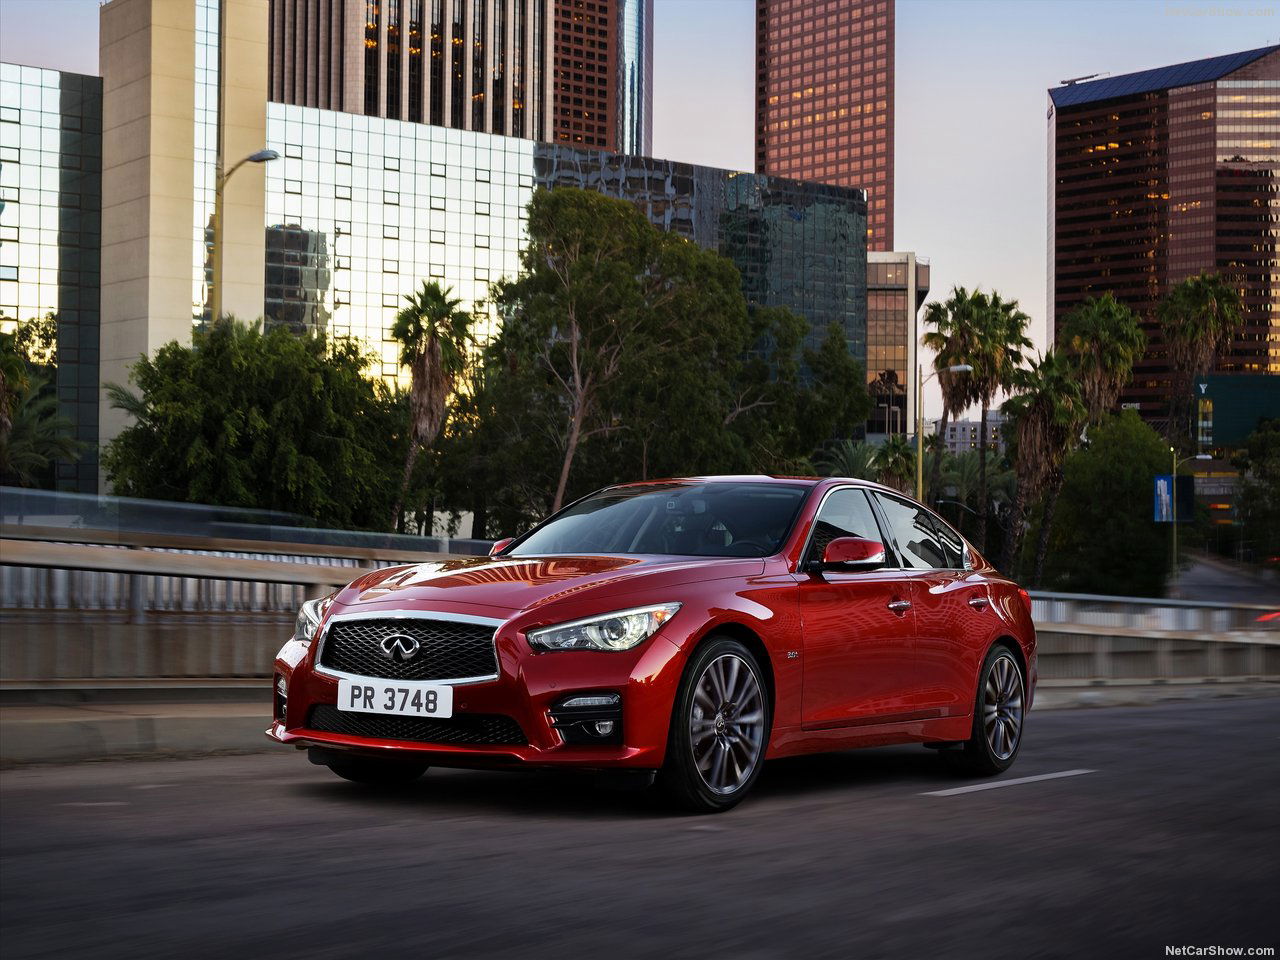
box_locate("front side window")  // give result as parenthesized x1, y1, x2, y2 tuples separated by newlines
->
(873, 494, 947, 570)
(805, 487, 885, 566)
(508, 482, 811, 559)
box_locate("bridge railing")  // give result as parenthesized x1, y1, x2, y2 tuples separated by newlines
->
(1029, 590, 1277, 633)
(1, 485, 490, 617)
(2, 533, 1277, 688)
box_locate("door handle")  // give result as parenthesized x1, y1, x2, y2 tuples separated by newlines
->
(887, 599, 912, 613)
(968, 596, 990, 610)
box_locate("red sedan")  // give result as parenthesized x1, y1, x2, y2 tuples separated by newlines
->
(269, 477, 1036, 812)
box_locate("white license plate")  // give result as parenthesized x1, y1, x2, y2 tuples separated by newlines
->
(337, 678, 454, 719)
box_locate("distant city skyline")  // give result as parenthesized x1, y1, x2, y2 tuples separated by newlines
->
(1, 0, 1273, 416)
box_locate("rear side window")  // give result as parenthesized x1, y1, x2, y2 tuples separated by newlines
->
(805, 487, 885, 565)
(930, 514, 966, 569)
(872, 494, 947, 570)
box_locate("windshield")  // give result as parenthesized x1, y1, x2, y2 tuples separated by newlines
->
(508, 482, 812, 558)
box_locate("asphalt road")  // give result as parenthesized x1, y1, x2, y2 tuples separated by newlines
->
(2, 698, 1277, 960)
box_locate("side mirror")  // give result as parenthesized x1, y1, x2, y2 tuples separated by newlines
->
(489, 537, 514, 556)
(819, 536, 886, 571)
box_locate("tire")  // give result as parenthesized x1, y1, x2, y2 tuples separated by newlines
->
(659, 637, 772, 813)
(948, 644, 1026, 776)
(326, 756, 429, 786)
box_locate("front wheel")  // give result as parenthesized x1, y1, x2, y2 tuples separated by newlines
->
(326, 756, 429, 786)
(659, 637, 771, 813)
(949, 644, 1025, 776)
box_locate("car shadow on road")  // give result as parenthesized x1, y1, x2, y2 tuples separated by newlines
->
(753, 745, 965, 802)
(288, 744, 968, 818)
(289, 766, 676, 819)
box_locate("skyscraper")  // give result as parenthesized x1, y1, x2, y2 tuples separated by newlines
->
(268, 0, 554, 140)
(755, 0, 894, 250)
(551, 0, 653, 153)
(267, 0, 652, 153)
(1048, 46, 1279, 426)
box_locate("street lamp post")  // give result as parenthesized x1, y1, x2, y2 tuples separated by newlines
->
(209, 148, 279, 323)
(1169, 446, 1212, 591)
(916, 363, 972, 502)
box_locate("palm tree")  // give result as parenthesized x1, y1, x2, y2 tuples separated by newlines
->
(969, 292, 1032, 554)
(921, 287, 980, 506)
(389, 282, 476, 532)
(1157, 272, 1244, 448)
(1000, 351, 1086, 578)
(1061, 293, 1146, 425)
(872, 434, 916, 493)
(816, 439, 878, 480)
(0, 374, 81, 487)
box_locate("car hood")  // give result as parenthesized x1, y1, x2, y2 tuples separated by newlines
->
(333, 554, 766, 615)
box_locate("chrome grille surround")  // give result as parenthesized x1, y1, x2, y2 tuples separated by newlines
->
(313, 610, 504, 685)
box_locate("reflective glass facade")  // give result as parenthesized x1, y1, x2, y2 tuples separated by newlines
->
(0, 64, 102, 492)
(261, 102, 868, 370)
(1050, 47, 1279, 423)
(756, 0, 893, 251)
(194, 0, 219, 322)
(614, 0, 652, 156)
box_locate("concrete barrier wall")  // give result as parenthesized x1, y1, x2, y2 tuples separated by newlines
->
(1036, 629, 1278, 683)
(1, 613, 1276, 687)
(1, 612, 290, 680)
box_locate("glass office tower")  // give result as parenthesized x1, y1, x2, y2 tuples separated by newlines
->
(0, 63, 102, 492)
(261, 102, 868, 377)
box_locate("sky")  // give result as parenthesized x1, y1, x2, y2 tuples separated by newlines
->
(1, 0, 1275, 416)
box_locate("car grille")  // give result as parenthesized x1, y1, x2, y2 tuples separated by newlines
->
(307, 705, 527, 746)
(318, 617, 498, 682)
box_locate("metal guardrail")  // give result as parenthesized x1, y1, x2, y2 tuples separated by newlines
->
(4, 540, 1277, 627)
(1, 541, 1277, 687)
(0, 536, 453, 618)
(1028, 590, 1278, 633)
(0, 486, 493, 556)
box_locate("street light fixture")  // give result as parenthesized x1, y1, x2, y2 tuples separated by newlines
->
(209, 148, 279, 323)
(916, 362, 973, 501)
(1169, 447, 1213, 592)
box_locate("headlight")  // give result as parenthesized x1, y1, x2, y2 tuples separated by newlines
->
(527, 603, 681, 652)
(293, 597, 327, 645)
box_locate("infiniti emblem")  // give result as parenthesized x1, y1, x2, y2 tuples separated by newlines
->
(378, 632, 421, 662)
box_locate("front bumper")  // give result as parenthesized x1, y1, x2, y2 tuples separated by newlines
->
(268, 628, 686, 770)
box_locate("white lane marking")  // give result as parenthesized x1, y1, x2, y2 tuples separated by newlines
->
(59, 801, 128, 807)
(921, 769, 1096, 797)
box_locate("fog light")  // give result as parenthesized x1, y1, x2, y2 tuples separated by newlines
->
(549, 691, 623, 745)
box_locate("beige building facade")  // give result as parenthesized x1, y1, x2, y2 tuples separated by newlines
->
(98, 0, 268, 464)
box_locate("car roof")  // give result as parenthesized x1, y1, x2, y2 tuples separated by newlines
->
(604, 475, 907, 497)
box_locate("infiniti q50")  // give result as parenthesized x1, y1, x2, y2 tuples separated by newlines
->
(268, 477, 1036, 812)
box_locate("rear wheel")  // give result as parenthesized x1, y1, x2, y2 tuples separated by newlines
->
(949, 644, 1025, 776)
(326, 756, 429, 786)
(659, 637, 771, 813)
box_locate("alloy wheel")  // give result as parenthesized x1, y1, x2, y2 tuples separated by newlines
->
(689, 653, 766, 795)
(983, 654, 1024, 761)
